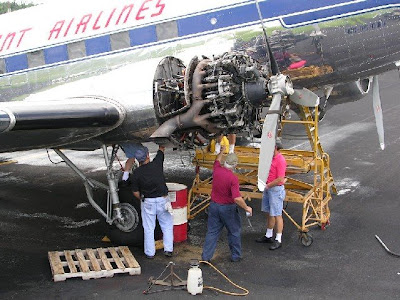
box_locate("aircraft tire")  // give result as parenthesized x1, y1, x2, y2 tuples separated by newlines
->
(101, 182, 162, 247)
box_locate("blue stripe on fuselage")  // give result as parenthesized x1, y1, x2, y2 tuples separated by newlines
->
(2, 0, 400, 76)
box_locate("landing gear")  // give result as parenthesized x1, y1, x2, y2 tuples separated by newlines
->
(114, 203, 139, 232)
(102, 183, 144, 246)
(53, 145, 144, 246)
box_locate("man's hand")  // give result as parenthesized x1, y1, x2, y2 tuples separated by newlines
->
(133, 191, 141, 200)
(245, 206, 253, 216)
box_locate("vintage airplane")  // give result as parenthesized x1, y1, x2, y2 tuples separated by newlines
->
(0, 0, 399, 244)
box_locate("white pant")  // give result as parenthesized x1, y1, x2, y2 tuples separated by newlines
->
(141, 196, 173, 256)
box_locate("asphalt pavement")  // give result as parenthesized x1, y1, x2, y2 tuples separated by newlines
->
(1, 70, 400, 299)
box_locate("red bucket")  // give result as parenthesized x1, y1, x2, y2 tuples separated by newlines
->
(167, 183, 188, 243)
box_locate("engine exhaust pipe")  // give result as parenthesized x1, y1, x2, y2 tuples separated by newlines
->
(150, 59, 219, 140)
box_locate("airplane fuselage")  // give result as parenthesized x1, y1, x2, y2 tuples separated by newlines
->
(1, 0, 400, 152)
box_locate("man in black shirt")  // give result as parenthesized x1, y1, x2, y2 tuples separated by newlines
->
(131, 145, 173, 259)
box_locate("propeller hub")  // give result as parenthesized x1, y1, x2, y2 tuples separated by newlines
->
(267, 74, 294, 97)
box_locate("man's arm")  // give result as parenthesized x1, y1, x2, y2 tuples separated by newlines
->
(266, 176, 286, 189)
(234, 196, 253, 216)
(216, 145, 226, 162)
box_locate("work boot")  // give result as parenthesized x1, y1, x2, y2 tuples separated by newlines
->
(255, 236, 274, 243)
(269, 240, 282, 250)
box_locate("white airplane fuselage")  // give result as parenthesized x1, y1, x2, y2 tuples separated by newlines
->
(1, 0, 400, 152)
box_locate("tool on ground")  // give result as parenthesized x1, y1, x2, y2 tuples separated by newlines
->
(143, 261, 186, 295)
(375, 235, 400, 257)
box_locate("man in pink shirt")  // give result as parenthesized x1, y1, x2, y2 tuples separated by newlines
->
(202, 146, 252, 262)
(256, 139, 287, 250)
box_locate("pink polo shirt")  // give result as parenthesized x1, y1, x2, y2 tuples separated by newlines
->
(211, 161, 242, 205)
(267, 152, 287, 185)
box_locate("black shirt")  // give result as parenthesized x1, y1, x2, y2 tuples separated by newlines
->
(131, 150, 168, 198)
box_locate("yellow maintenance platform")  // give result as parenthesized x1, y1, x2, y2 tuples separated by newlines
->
(188, 106, 337, 246)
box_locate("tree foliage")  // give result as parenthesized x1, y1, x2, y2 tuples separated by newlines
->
(0, 1, 35, 15)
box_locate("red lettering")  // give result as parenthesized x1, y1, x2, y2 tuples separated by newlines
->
(116, 4, 133, 25)
(64, 18, 75, 37)
(75, 14, 92, 34)
(105, 8, 116, 28)
(151, 0, 165, 17)
(48, 20, 64, 40)
(136, 0, 151, 20)
(17, 28, 32, 47)
(93, 11, 103, 30)
(1, 32, 15, 52)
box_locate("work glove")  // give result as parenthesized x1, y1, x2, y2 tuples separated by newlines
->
(165, 201, 173, 215)
(122, 171, 130, 181)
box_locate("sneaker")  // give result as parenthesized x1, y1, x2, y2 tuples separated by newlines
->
(255, 236, 274, 243)
(146, 255, 155, 259)
(164, 251, 173, 257)
(269, 240, 282, 250)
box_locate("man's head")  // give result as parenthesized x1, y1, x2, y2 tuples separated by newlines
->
(275, 139, 283, 151)
(134, 146, 149, 163)
(224, 153, 238, 169)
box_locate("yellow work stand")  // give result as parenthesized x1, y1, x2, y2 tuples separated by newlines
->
(188, 106, 336, 246)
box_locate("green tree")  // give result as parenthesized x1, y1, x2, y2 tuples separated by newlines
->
(0, 1, 35, 15)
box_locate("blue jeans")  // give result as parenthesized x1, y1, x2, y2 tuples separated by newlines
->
(141, 196, 173, 257)
(202, 201, 241, 261)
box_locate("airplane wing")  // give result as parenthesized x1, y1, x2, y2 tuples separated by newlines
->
(0, 96, 126, 152)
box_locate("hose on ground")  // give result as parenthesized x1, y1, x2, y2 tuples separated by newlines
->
(199, 260, 249, 296)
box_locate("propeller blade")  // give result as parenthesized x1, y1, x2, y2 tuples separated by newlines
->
(257, 93, 282, 191)
(290, 88, 320, 107)
(255, 0, 279, 76)
(372, 75, 385, 150)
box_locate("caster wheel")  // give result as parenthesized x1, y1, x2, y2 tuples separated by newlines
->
(300, 233, 313, 247)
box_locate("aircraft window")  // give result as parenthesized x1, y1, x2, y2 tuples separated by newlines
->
(27, 50, 45, 69)
(0, 58, 5, 74)
(110, 32, 130, 51)
(85, 35, 111, 56)
(129, 26, 157, 46)
(67, 41, 86, 60)
(44, 45, 68, 64)
(156, 21, 178, 41)
(5, 54, 28, 73)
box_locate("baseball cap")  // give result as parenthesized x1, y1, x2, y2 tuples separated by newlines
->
(225, 153, 238, 166)
(134, 147, 149, 163)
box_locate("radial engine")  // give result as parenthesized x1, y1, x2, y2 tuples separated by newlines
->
(151, 52, 270, 148)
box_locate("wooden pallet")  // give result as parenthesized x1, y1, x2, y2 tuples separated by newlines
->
(48, 246, 141, 282)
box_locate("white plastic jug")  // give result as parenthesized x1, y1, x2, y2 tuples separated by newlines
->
(187, 260, 203, 295)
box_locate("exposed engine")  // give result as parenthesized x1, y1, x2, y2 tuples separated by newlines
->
(152, 52, 269, 148)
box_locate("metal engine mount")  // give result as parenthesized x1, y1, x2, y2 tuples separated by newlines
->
(151, 52, 270, 148)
